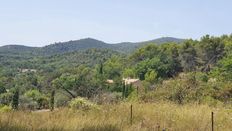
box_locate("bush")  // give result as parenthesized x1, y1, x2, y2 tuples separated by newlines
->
(0, 105, 11, 112)
(0, 92, 13, 105)
(200, 96, 223, 106)
(55, 93, 71, 107)
(170, 81, 188, 104)
(24, 90, 49, 109)
(127, 90, 139, 102)
(19, 95, 37, 110)
(69, 97, 98, 110)
(92, 92, 122, 104)
(196, 73, 208, 82)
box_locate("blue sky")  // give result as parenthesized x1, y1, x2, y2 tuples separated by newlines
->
(0, 0, 232, 47)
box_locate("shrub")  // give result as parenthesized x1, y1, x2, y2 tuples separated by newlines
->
(69, 97, 98, 110)
(19, 95, 37, 110)
(92, 92, 122, 104)
(170, 81, 188, 104)
(196, 72, 208, 82)
(24, 90, 49, 109)
(55, 93, 71, 107)
(0, 92, 13, 105)
(0, 105, 11, 112)
(200, 96, 223, 106)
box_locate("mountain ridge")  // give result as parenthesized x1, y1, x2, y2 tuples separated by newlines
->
(0, 37, 185, 56)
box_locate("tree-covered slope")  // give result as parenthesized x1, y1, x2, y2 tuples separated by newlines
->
(0, 37, 184, 56)
(0, 48, 120, 70)
(1, 34, 232, 112)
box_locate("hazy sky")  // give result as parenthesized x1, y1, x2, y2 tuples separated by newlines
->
(0, 0, 232, 47)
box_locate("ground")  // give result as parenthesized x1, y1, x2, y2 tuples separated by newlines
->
(0, 102, 232, 131)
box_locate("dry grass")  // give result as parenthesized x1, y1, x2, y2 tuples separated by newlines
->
(0, 102, 231, 131)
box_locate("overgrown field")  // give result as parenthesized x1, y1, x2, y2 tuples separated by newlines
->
(0, 102, 231, 131)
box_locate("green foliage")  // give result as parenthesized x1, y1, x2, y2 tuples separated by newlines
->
(19, 95, 37, 110)
(24, 90, 49, 109)
(211, 53, 232, 80)
(145, 70, 158, 84)
(121, 83, 134, 99)
(180, 40, 197, 72)
(140, 71, 232, 105)
(107, 77, 123, 92)
(69, 97, 98, 110)
(0, 105, 12, 112)
(104, 56, 124, 79)
(55, 92, 71, 107)
(93, 92, 122, 104)
(199, 35, 225, 66)
(133, 43, 183, 81)
(1, 34, 232, 109)
(12, 88, 19, 110)
(52, 73, 77, 98)
(195, 72, 208, 82)
(50, 90, 55, 111)
(0, 82, 6, 94)
(0, 92, 13, 105)
(123, 68, 136, 78)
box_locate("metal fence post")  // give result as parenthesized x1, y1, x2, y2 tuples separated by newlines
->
(130, 104, 133, 125)
(211, 112, 214, 131)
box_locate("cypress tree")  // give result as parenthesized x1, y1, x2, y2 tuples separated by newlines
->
(122, 81, 126, 98)
(99, 62, 103, 75)
(50, 90, 55, 111)
(12, 88, 19, 110)
(125, 84, 130, 98)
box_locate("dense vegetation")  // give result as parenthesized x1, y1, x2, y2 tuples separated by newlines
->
(0, 34, 232, 130)
(0, 37, 183, 56)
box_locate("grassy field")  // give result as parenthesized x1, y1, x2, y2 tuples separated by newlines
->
(0, 102, 231, 131)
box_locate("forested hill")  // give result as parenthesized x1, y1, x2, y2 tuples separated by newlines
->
(0, 48, 121, 70)
(111, 37, 184, 52)
(1, 34, 232, 112)
(0, 37, 184, 56)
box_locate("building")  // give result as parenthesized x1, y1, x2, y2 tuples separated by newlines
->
(106, 78, 143, 88)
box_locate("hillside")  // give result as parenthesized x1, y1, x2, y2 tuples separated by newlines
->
(112, 37, 184, 52)
(0, 48, 120, 70)
(0, 45, 38, 56)
(37, 48, 121, 70)
(40, 38, 112, 55)
(1, 34, 232, 131)
(0, 37, 184, 56)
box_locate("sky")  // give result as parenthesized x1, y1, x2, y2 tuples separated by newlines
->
(0, 0, 232, 47)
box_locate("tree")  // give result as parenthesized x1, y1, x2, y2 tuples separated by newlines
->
(167, 44, 182, 75)
(12, 88, 19, 110)
(180, 40, 198, 72)
(200, 35, 225, 63)
(145, 69, 158, 84)
(52, 74, 77, 98)
(52, 66, 100, 98)
(123, 68, 136, 78)
(130, 44, 160, 62)
(199, 35, 225, 72)
(0, 92, 13, 105)
(122, 81, 126, 98)
(24, 89, 49, 109)
(104, 56, 124, 79)
(0, 82, 7, 94)
(94, 62, 107, 90)
(99, 62, 103, 75)
(50, 90, 55, 111)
